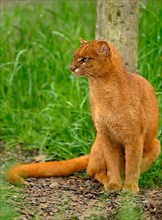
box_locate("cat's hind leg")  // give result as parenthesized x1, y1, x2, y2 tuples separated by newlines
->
(95, 172, 109, 186)
(87, 138, 109, 186)
(87, 156, 109, 186)
(140, 139, 160, 174)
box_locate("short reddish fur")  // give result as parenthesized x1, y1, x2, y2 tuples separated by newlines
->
(6, 39, 160, 193)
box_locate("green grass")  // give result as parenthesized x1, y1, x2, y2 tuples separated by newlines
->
(138, 0, 162, 188)
(0, 0, 161, 186)
(0, 155, 24, 220)
(0, 0, 96, 160)
(115, 193, 143, 220)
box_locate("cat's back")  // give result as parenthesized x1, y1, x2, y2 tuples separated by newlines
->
(127, 73, 157, 103)
(127, 72, 158, 129)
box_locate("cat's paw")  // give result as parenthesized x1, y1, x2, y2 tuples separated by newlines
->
(104, 181, 122, 192)
(122, 183, 139, 193)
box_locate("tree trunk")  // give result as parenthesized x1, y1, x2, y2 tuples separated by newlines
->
(96, 0, 138, 73)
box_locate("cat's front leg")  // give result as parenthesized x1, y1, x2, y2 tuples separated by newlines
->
(123, 136, 143, 193)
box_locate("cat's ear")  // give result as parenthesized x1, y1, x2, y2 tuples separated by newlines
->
(80, 38, 87, 45)
(97, 41, 111, 56)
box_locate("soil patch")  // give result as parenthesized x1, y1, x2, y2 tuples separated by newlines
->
(14, 176, 162, 220)
(2, 148, 162, 219)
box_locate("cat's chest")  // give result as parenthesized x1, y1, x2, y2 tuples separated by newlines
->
(94, 104, 116, 129)
(93, 104, 127, 143)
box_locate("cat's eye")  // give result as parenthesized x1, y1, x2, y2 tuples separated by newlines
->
(79, 57, 89, 63)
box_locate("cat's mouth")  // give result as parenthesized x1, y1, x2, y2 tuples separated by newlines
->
(70, 66, 85, 77)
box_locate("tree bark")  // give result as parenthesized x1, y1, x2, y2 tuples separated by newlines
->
(96, 0, 138, 73)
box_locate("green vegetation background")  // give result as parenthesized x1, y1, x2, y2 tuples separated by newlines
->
(1, 0, 161, 188)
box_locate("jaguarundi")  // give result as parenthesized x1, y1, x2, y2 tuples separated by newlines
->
(6, 39, 160, 193)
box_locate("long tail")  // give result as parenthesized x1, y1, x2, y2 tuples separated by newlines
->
(6, 155, 89, 185)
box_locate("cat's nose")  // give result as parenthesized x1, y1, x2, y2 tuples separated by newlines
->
(70, 65, 77, 72)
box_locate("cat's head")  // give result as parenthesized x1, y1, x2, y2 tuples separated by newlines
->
(70, 39, 119, 78)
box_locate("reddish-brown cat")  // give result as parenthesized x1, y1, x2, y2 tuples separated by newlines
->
(6, 39, 160, 193)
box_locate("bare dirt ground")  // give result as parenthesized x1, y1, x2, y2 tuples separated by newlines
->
(17, 176, 161, 220)
(1, 146, 162, 220)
